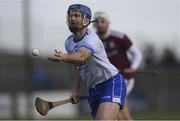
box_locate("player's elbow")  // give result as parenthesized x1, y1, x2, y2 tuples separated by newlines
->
(76, 48, 91, 62)
(129, 46, 142, 63)
(78, 54, 89, 62)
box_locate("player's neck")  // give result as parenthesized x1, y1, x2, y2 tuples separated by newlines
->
(74, 28, 88, 40)
(98, 32, 108, 40)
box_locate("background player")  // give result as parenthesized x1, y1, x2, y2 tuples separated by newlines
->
(48, 4, 126, 120)
(93, 11, 142, 120)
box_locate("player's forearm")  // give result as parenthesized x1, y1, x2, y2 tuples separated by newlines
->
(63, 48, 91, 63)
(63, 52, 86, 63)
(72, 65, 80, 93)
(72, 79, 80, 93)
(128, 46, 142, 70)
(50, 48, 91, 64)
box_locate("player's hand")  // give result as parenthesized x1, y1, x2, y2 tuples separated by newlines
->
(123, 68, 135, 79)
(70, 91, 80, 104)
(48, 50, 66, 62)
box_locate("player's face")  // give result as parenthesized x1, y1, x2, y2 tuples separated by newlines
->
(67, 11, 84, 33)
(94, 18, 109, 34)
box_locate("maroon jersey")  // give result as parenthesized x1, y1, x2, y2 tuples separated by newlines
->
(101, 31, 132, 71)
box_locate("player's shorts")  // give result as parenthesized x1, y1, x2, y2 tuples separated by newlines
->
(88, 73, 126, 119)
(125, 78, 135, 96)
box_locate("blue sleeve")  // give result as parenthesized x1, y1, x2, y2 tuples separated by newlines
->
(79, 44, 95, 55)
(79, 34, 99, 55)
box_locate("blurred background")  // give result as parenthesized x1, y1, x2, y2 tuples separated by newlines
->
(0, 0, 179, 120)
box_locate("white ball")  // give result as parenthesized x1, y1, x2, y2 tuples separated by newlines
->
(32, 49, 40, 56)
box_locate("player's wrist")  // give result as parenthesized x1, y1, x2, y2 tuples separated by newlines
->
(70, 90, 79, 104)
(60, 53, 68, 62)
(123, 68, 135, 79)
(71, 89, 78, 94)
(124, 68, 135, 73)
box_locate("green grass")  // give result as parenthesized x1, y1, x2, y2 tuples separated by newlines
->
(2, 112, 180, 120)
(73, 112, 180, 120)
(132, 112, 180, 120)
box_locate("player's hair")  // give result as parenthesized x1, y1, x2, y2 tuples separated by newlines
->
(94, 11, 110, 22)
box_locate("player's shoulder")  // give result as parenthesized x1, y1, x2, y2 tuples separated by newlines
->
(86, 29, 99, 38)
(109, 30, 126, 39)
(84, 29, 100, 42)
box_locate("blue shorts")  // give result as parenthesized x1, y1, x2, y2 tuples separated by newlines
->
(88, 73, 126, 119)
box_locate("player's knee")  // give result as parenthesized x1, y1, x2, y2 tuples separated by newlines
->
(95, 102, 119, 120)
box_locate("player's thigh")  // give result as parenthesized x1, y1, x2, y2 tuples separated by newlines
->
(95, 102, 119, 120)
(125, 78, 135, 95)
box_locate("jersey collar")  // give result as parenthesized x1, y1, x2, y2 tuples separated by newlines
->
(73, 29, 89, 43)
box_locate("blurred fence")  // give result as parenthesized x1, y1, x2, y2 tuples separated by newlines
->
(0, 54, 72, 92)
(0, 50, 180, 119)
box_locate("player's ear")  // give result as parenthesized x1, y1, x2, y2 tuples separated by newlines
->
(83, 17, 90, 26)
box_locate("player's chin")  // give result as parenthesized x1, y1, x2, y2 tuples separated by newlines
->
(97, 29, 106, 34)
(69, 26, 79, 33)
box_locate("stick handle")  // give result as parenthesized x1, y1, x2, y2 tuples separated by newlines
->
(53, 98, 71, 107)
(53, 95, 88, 107)
(135, 70, 160, 75)
(71, 95, 88, 104)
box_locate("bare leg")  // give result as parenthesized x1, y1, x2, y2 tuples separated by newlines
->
(95, 102, 119, 120)
(117, 98, 133, 121)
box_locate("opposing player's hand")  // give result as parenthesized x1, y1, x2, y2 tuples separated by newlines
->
(70, 91, 80, 104)
(48, 50, 66, 62)
(123, 68, 135, 79)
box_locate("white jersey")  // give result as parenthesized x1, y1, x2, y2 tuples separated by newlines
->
(65, 29, 119, 88)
